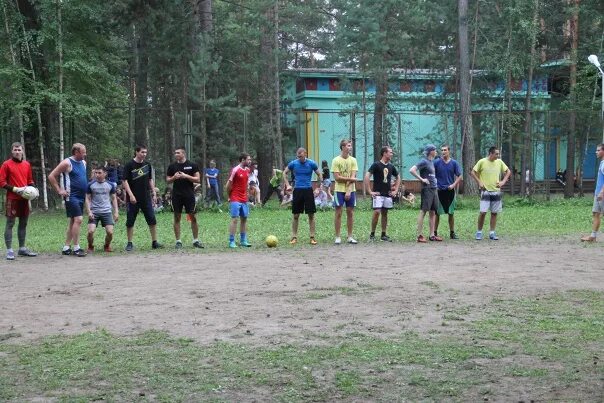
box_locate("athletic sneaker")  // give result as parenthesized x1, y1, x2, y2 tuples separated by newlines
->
(73, 248, 87, 257)
(6, 250, 15, 260)
(381, 235, 392, 242)
(450, 231, 459, 239)
(62, 248, 72, 256)
(475, 231, 483, 240)
(347, 237, 358, 244)
(104, 245, 113, 252)
(125, 242, 133, 252)
(289, 237, 297, 245)
(152, 241, 163, 249)
(429, 235, 443, 242)
(580, 235, 597, 242)
(310, 237, 318, 245)
(240, 240, 252, 247)
(369, 234, 376, 242)
(17, 249, 37, 257)
(489, 232, 499, 240)
(334, 237, 342, 245)
(193, 241, 204, 249)
(417, 235, 427, 243)
(229, 241, 237, 248)
(175, 240, 183, 249)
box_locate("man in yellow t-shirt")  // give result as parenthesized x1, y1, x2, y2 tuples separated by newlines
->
(470, 146, 511, 241)
(331, 139, 358, 245)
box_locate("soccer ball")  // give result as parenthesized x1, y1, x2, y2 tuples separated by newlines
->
(265, 235, 278, 248)
(21, 186, 39, 201)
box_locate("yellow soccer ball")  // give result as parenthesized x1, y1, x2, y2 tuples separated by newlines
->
(265, 235, 278, 248)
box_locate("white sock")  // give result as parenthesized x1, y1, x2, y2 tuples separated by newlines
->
(176, 239, 182, 243)
(7, 248, 14, 253)
(62, 245, 70, 251)
(74, 244, 81, 251)
(592, 231, 598, 238)
(193, 239, 199, 243)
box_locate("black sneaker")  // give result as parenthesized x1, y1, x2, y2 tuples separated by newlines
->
(381, 235, 392, 242)
(152, 241, 163, 249)
(175, 241, 183, 249)
(193, 241, 204, 249)
(125, 242, 133, 252)
(72, 248, 87, 257)
(450, 231, 459, 239)
(18, 249, 38, 257)
(62, 248, 72, 256)
(369, 234, 376, 242)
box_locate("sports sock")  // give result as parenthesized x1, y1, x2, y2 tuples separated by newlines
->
(370, 232, 375, 237)
(74, 244, 81, 251)
(229, 234, 235, 242)
(7, 248, 14, 253)
(193, 239, 199, 243)
(240, 232, 247, 241)
(591, 231, 598, 238)
(62, 245, 71, 251)
(176, 239, 181, 243)
(381, 232, 386, 237)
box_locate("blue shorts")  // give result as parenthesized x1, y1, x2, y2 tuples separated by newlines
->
(334, 191, 356, 208)
(230, 201, 249, 218)
(65, 197, 85, 218)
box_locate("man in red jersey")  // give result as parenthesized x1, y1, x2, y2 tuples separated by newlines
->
(0, 142, 37, 260)
(226, 153, 252, 248)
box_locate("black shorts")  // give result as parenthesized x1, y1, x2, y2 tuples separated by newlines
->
(292, 188, 316, 215)
(420, 187, 439, 212)
(172, 193, 196, 214)
(437, 189, 455, 214)
(126, 199, 157, 227)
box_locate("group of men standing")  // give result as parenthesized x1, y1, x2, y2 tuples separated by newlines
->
(3, 140, 604, 260)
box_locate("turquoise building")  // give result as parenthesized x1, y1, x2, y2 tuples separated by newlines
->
(282, 68, 600, 183)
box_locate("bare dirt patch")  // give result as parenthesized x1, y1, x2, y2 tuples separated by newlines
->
(1, 238, 601, 345)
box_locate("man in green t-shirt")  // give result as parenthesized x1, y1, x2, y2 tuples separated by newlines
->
(470, 146, 511, 240)
(262, 167, 284, 206)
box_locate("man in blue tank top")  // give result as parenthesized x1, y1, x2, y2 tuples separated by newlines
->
(48, 143, 89, 257)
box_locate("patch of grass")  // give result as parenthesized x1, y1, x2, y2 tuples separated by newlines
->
(0, 292, 601, 400)
(4, 195, 599, 253)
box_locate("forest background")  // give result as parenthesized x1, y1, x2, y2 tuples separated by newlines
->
(1, 0, 604, 209)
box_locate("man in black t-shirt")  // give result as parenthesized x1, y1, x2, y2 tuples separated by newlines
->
(364, 146, 400, 242)
(166, 147, 202, 249)
(122, 145, 162, 251)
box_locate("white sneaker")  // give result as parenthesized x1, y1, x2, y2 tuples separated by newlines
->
(347, 237, 358, 244)
(334, 237, 342, 245)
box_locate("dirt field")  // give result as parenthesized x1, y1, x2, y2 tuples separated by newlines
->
(1, 237, 603, 400)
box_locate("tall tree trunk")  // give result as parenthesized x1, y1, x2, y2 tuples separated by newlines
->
(16, 0, 48, 210)
(273, 0, 283, 169)
(2, 1, 25, 157)
(57, 0, 64, 161)
(521, 0, 539, 197)
(134, 27, 148, 146)
(458, 0, 477, 194)
(373, 70, 388, 161)
(565, 0, 579, 198)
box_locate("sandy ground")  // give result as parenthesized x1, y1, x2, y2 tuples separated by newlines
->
(1, 237, 602, 345)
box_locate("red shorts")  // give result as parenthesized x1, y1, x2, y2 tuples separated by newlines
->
(5, 198, 30, 218)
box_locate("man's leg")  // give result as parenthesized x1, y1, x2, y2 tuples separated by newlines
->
(370, 210, 380, 234)
(70, 216, 84, 249)
(477, 212, 487, 231)
(334, 206, 343, 239)
(435, 214, 440, 234)
(592, 212, 602, 232)
(104, 225, 114, 249)
(65, 217, 74, 247)
(429, 210, 436, 236)
(292, 213, 300, 238)
(87, 222, 97, 250)
(229, 217, 238, 238)
(489, 213, 498, 231)
(309, 213, 316, 238)
(4, 216, 15, 250)
(240, 216, 247, 239)
(173, 212, 182, 241)
(16, 215, 28, 248)
(346, 206, 354, 238)
(150, 225, 158, 242)
(448, 214, 455, 232)
(381, 210, 388, 233)
(190, 214, 199, 240)
(417, 210, 427, 236)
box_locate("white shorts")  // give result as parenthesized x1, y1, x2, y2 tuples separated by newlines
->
(479, 191, 503, 213)
(372, 196, 393, 210)
(592, 196, 604, 214)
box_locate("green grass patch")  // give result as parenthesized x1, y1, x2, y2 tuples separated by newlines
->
(1, 290, 601, 401)
(3, 194, 597, 253)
